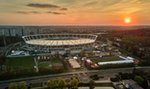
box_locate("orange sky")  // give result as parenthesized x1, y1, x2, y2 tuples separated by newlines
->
(0, 0, 150, 25)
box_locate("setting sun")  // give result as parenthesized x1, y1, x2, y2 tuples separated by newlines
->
(124, 17, 131, 24)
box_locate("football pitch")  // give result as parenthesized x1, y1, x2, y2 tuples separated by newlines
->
(5, 56, 35, 69)
(5, 56, 64, 70)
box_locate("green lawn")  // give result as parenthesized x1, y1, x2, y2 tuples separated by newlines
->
(5, 56, 35, 69)
(0, 56, 66, 80)
(51, 58, 62, 64)
(93, 56, 122, 63)
(38, 59, 63, 68)
(38, 61, 52, 68)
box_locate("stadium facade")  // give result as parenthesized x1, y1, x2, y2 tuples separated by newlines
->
(22, 34, 97, 54)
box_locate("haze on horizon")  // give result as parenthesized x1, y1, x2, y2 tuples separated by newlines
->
(0, 0, 150, 25)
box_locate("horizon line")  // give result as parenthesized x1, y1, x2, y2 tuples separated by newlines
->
(0, 24, 150, 26)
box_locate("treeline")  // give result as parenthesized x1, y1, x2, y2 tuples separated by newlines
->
(108, 29, 150, 65)
(0, 36, 23, 47)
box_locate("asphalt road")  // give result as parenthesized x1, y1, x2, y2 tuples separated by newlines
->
(0, 66, 149, 89)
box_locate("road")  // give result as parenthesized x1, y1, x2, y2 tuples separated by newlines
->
(0, 66, 149, 89)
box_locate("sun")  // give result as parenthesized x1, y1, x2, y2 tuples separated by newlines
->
(124, 17, 131, 24)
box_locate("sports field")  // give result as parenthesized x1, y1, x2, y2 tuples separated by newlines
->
(5, 56, 35, 69)
(5, 56, 64, 69)
(38, 58, 63, 68)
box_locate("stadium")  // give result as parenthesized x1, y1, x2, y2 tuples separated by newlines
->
(22, 34, 97, 54)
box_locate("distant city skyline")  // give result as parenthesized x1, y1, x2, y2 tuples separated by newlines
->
(0, 0, 150, 25)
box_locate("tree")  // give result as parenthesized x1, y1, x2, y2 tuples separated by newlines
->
(47, 80, 54, 89)
(89, 80, 95, 89)
(65, 79, 71, 89)
(47, 79, 61, 89)
(134, 75, 144, 85)
(0, 55, 6, 70)
(53, 79, 59, 88)
(70, 77, 79, 89)
(58, 79, 66, 89)
(8, 83, 18, 89)
(80, 50, 86, 57)
(18, 81, 27, 89)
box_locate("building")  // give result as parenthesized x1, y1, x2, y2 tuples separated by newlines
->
(22, 34, 97, 54)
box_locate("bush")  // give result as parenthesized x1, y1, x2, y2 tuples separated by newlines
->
(134, 75, 144, 85)
(29, 82, 43, 88)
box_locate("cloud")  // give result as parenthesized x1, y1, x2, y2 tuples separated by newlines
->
(53, 0, 76, 5)
(27, 3, 60, 8)
(83, 1, 98, 6)
(47, 11, 52, 13)
(80, 0, 143, 15)
(52, 12, 65, 15)
(60, 8, 68, 10)
(31, 11, 41, 14)
(26, 3, 68, 12)
(46, 11, 65, 15)
(16, 11, 29, 14)
(16, 11, 40, 14)
(16, 10, 65, 15)
(100, 0, 142, 14)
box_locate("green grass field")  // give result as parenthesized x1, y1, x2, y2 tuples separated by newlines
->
(38, 59, 63, 68)
(38, 61, 52, 68)
(0, 56, 66, 80)
(93, 56, 122, 63)
(5, 56, 64, 69)
(5, 56, 35, 69)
